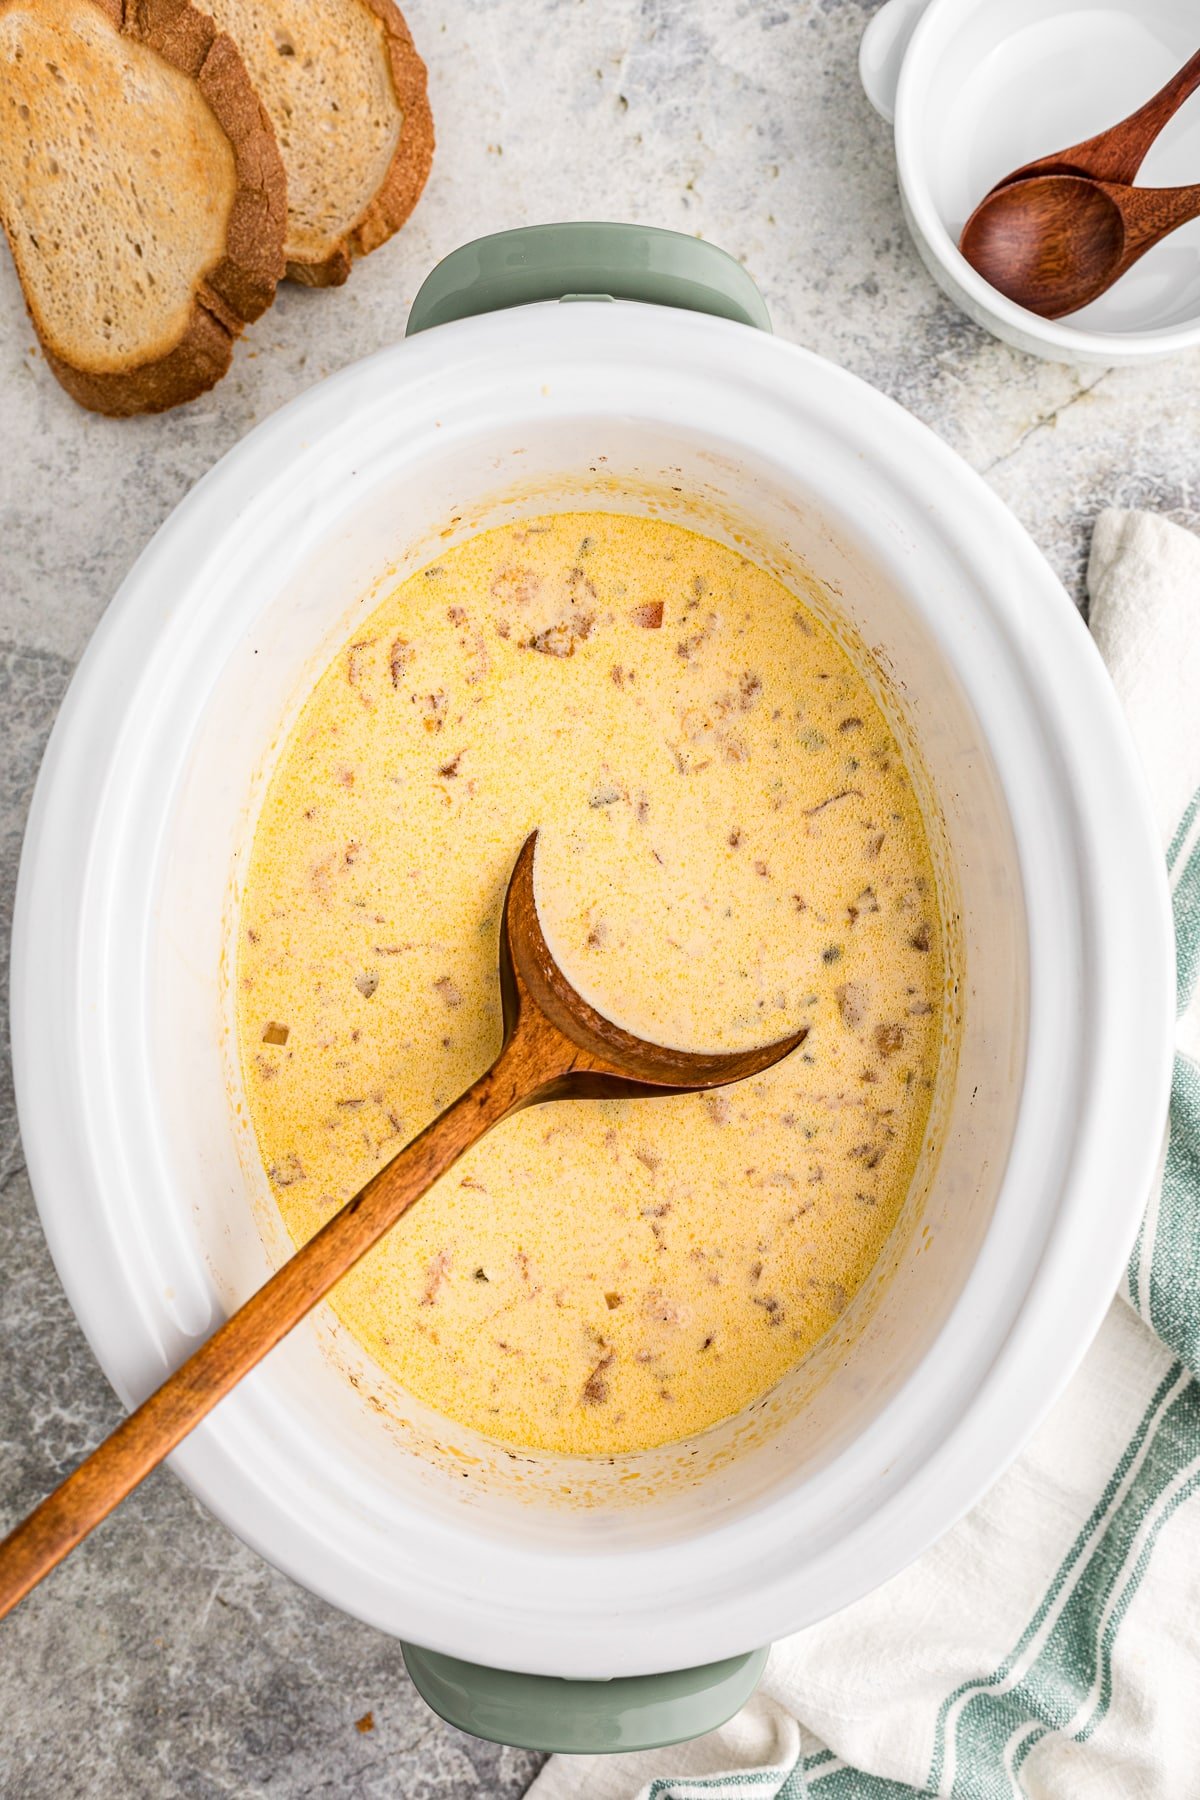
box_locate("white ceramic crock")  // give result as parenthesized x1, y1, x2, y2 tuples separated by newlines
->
(11, 227, 1172, 1745)
(861, 0, 1200, 364)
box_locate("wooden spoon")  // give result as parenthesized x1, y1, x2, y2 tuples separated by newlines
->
(987, 46, 1200, 192)
(959, 174, 1200, 319)
(0, 831, 806, 1621)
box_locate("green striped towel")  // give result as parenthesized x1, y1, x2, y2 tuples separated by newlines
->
(529, 510, 1200, 1800)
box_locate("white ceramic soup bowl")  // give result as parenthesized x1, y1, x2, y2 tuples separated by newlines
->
(860, 0, 1200, 364)
(12, 227, 1172, 1748)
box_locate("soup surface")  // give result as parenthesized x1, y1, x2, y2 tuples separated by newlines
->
(237, 513, 944, 1453)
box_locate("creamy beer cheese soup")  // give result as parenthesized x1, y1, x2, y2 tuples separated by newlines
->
(237, 513, 944, 1454)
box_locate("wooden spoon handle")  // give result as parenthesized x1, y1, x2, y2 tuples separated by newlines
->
(1005, 47, 1200, 188)
(1113, 179, 1200, 256)
(1083, 48, 1200, 184)
(0, 1044, 531, 1622)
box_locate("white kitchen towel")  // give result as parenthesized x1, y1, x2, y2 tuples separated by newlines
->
(528, 510, 1200, 1800)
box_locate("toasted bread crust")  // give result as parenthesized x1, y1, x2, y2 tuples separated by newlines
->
(44, 302, 234, 416)
(2, 0, 286, 415)
(284, 0, 433, 288)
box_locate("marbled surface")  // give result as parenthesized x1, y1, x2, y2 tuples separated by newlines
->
(1, 1, 1197, 1794)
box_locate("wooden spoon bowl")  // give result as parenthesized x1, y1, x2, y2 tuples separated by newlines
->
(960, 173, 1200, 319)
(501, 833, 807, 1098)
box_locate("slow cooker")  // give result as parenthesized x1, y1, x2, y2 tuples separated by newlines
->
(11, 224, 1173, 1752)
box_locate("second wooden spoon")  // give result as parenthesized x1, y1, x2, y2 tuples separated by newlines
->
(960, 174, 1200, 319)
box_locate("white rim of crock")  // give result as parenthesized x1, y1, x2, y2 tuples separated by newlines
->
(11, 302, 1174, 1675)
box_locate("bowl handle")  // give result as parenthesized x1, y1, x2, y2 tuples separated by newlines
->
(859, 0, 934, 123)
(401, 1641, 769, 1753)
(405, 223, 771, 336)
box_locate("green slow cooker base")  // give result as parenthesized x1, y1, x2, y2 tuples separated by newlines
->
(402, 1643, 769, 1753)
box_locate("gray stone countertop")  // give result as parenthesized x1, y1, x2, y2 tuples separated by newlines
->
(2, 2, 1197, 1795)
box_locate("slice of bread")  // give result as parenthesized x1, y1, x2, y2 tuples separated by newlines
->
(201, 0, 433, 287)
(0, 0, 286, 415)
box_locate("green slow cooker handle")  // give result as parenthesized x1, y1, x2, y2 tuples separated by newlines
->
(401, 1642, 769, 1753)
(405, 222, 772, 335)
